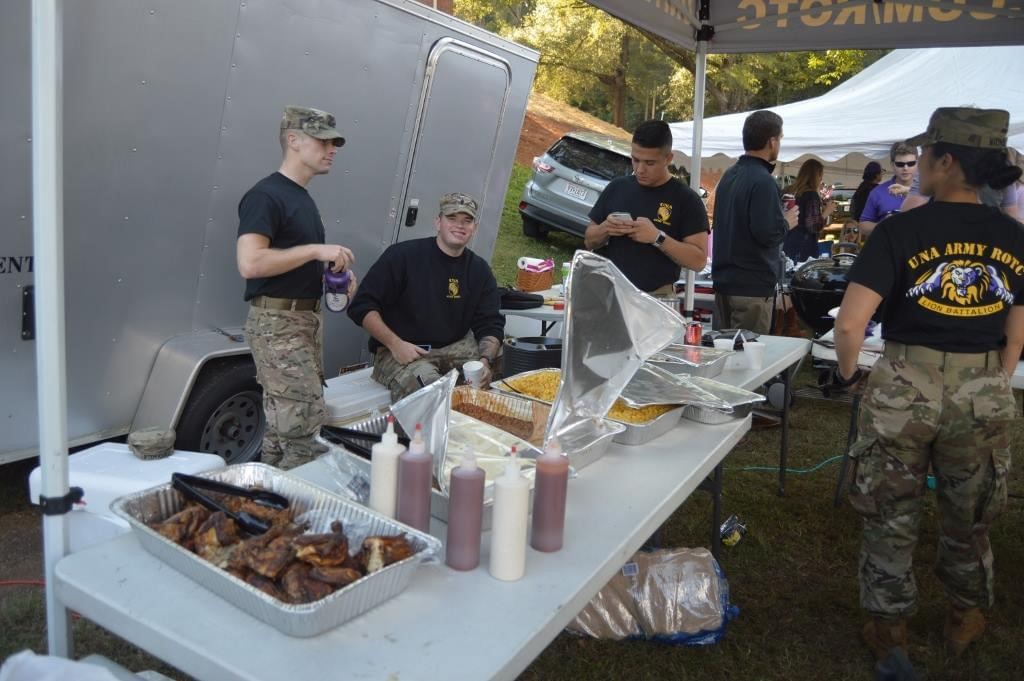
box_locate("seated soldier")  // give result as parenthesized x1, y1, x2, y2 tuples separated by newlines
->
(347, 192, 504, 400)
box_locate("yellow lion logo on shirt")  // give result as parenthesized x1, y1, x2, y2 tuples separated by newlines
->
(448, 278, 460, 299)
(655, 202, 672, 225)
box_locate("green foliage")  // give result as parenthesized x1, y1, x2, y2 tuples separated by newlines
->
(454, 0, 886, 127)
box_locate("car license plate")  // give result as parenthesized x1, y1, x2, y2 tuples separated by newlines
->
(563, 182, 588, 201)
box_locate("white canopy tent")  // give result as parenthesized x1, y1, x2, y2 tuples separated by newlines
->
(667, 46, 1024, 165)
(31, 0, 1024, 657)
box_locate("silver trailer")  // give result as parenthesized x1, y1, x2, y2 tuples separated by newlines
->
(1, 0, 538, 465)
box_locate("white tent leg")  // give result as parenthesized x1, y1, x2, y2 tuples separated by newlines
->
(33, 0, 72, 657)
(684, 40, 708, 323)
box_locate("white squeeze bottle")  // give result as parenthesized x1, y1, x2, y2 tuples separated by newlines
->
(368, 415, 405, 518)
(489, 447, 530, 581)
(396, 424, 433, 533)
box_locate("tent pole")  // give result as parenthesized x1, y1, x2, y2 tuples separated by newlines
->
(33, 0, 72, 657)
(684, 39, 708, 324)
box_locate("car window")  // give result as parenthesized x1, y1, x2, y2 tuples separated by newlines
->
(548, 137, 632, 181)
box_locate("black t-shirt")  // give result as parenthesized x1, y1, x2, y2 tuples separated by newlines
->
(347, 237, 504, 353)
(589, 175, 709, 292)
(237, 172, 326, 301)
(848, 201, 1024, 352)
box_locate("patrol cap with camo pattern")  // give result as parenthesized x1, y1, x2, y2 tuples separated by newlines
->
(127, 427, 176, 461)
(905, 107, 1009, 150)
(439, 192, 479, 220)
(280, 106, 346, 147)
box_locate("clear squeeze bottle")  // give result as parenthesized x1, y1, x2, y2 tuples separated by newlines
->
(489, 447, 530, 581)
(368, 415, 405, 518)
(396, 424, 432, 533)
(445, 451, 486, 570)
(530, 438, 569, 552)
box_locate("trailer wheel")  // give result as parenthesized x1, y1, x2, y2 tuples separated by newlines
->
(176, 359, 264, 464)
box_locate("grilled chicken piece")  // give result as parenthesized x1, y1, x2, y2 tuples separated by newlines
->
(360, 535, 414, 574)
(309, 565, 362, 588)
(294, 520, 349, 567)
(280, 562, 334, 604)
(151, 505, 210, 550)
(194, 512, 241, 567)
(229, 524, 304, 579)
(245, 571, 287, 601)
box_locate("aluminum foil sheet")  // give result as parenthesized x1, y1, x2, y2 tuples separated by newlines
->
(619, 363, 731, 410)
(686, 376, 766, 411)
(648, 344, 733, 378)
(390, 368, 457, 488)
(109, 463, 442, 638)
(546, 251, 683, 447)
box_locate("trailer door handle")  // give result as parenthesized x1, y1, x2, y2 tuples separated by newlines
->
(404, 199, 419, 227)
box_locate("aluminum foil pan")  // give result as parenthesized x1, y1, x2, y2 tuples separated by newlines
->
(683, 403, 755, 425)
(619, 363, 731, 410)
(109, 463, 442, 638)
(492, 369, 674, 446)
(648, 344, 732, 378)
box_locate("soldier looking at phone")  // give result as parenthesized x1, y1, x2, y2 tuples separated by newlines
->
(583, 120, 709, 294)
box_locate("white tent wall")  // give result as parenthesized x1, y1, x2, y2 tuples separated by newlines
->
(667, 46, 1024, 177)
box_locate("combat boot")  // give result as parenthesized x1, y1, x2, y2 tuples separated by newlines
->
(862, 617, 908, 661)
(944, 607, 985, 656)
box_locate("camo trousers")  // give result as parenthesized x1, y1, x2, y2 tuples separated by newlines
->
(372, 332, 479, 401)
(245, 306, 327, 470)
(848, 351, 1014, 618)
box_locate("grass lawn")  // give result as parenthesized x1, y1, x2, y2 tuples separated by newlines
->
(3, 165, 1022, 679)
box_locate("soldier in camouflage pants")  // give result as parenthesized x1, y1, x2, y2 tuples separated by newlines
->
(245, 307, 328, 470)
(849, 351, 1013, 619)
(372, 332, 479, 402)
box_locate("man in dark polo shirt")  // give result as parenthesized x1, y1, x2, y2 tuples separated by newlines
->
(584, 120, 709, 294)
(236, 105, 356, 470)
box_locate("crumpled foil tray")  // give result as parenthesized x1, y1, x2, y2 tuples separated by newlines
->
(647, 344, 733, 378)
(110, 463, 442, 638)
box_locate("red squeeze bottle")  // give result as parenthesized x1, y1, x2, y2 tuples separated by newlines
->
(396, 424, 433, 533)
(445, 451, 486, 570)
(530, 439, 569, 552)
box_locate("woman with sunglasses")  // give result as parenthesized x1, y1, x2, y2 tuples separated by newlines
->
(858, 142, 919, 238)
(833, 107, 1024, 667)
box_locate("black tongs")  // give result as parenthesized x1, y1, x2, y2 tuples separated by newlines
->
(171, 472, 289, 535)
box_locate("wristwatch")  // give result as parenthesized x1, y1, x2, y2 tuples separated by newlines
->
(652, 230, 667, 248)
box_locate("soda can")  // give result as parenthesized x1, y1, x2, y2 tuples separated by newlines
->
(684, 321, 703, 346)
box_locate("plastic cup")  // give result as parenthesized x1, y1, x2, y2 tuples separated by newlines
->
(744, 341, 765, 371)
(713, 338, 741, 370)
(462, 360, 486, 388)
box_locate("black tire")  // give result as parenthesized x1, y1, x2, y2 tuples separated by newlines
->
(522, 215, 547, 239)
(176, 359, 264, 464)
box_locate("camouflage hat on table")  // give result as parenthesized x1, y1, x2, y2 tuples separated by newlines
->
(905, 107, 1009, 149)
(127, 427, 176, 461)
(280, 106, 346, 147)
(439, 192, 479, 220)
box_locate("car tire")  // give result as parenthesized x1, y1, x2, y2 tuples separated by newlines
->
(522, 215, 548, 239)
(176, 358, 265, 464)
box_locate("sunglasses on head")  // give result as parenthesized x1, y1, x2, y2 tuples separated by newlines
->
(894, 160, 917, 168)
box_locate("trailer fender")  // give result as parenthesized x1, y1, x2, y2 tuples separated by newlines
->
(132, 330, 263, 463)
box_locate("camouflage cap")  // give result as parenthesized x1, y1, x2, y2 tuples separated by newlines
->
(280, 106, 346, 147)
(439, 192, 479, 220)
(127, 427, 176, 461)
(905, 107, 1009, 150)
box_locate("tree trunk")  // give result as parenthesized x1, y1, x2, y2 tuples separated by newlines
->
(610, 34, 629, 127)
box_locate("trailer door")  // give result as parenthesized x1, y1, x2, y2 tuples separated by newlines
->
(397, 38, 512, 244)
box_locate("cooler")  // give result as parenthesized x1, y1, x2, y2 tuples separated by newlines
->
(28, 442, 225, 553)
(324, 368, 392, 425)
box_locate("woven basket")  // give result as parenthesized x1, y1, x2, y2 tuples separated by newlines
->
(515, 268, 554, 292)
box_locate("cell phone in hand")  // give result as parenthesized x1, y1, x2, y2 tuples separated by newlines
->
(609, 212, 633, 221)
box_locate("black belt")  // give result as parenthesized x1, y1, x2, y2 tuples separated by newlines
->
(250, 295, 321, 312)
